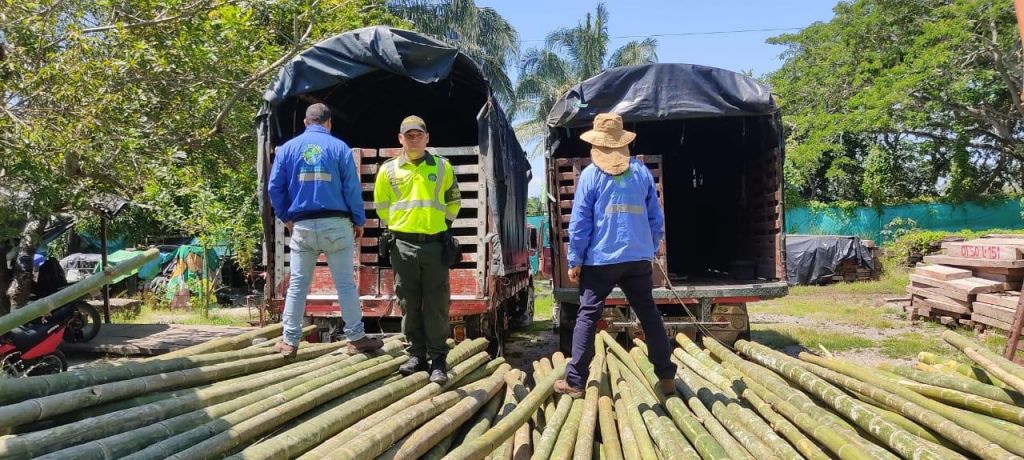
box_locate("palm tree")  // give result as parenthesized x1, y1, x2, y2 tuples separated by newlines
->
(388, 0, 519, 105)
(514, 3, 657, 150)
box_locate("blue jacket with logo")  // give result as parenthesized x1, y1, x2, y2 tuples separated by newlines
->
(567, 159, 664, 267)
(268, 125, 366, 225)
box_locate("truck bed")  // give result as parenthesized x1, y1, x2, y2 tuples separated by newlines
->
(552, 276, 788, 303)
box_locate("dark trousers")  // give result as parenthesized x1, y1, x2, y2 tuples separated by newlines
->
(391, 239, 450, 359)
(566, 261, 677, 388)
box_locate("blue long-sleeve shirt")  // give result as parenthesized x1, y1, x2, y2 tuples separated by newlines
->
(567, 159, 664, 267)
(268, 125, 366, 225)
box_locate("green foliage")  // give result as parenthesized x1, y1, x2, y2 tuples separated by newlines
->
(388, 0, 517, 105)
(1, 0, 402, 271)
(512, 3, 657, 152)
(770, 0, 1023, 206)
(526, 196, 544, 215)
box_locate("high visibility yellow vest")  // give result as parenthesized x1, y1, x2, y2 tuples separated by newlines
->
(373, 152, 460, 234)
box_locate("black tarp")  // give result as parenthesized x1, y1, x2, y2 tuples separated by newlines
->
(256, 26, 530, 275)
(786, 235, 876, 285)
(547, 63, 776, 128)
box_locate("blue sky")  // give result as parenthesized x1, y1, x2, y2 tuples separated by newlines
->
(474, 0, 841, 196)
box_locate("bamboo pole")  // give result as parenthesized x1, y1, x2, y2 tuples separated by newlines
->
(668, 358, 758, 460)
(943, 331, 1024, 389)
(0, 341, 347, 431)
(736, 340, 955, 460)
(626, 348, 727, 459)
(297, 348, 491, 460)
(704, 338, 894, 458)
(442, 362, 567, 460)
(146, 324, 286, 361)
(605, 355, 657, 460)
(594, 335, 624, 460)
(895, 379, 1024, 425)
(721, 361, 877, 460)
(0, 248, 158, 336)
(880, 363, 1024, 406)
(423, 371, 507, 460)
(797, 350, 1024, 457)
(608, 355, 699, 460)
(376, 366, 512, 460)
(797, 352, 1009, 460)
(918, 352, 1008, 388)
(549, 399, 584, 459)
(488, 367, 522, 460)
(124, 354, 406, 460)
(0, 342, 393, 459)
(572, 346, 602, 460)
(531, 391, 572, 459)
(671, 346, 829, 460)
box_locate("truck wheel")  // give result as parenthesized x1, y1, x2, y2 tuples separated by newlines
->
(466, 310, 505, 357)
(557, 302, 578, 357)
(509, 285, 534, 329)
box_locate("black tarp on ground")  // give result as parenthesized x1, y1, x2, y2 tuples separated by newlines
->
(256, 26, 530, 275)
(786, 235, 876, 285)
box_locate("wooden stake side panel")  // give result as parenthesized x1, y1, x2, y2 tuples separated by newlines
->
(745, 149, 784, 280)
(276, 146, 487, 301)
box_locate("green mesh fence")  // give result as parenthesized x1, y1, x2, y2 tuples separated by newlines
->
(785, 199, 1024, 243)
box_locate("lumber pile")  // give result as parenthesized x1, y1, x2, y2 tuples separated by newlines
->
(2, 324, 1024, 458)
(908, 234, 1024, 330)
(833, 239, 883, 282)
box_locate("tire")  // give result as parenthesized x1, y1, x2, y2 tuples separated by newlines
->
(557, 302, 578, 357)
(466, 311, 505, 357)
(65, 301, 101, 343)
(25, 350, 68, 376)
(509, 286, 534, 329)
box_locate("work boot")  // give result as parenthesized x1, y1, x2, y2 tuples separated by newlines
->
(659, 378, 677, 396)
(347, 335, 384, 354)
(429, 357, 448, 385)
(554, 379, 584, 399)
(274, 341, 298, 358)
(399, 355, 429, 376)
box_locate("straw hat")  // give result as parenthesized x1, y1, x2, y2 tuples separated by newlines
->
(580, 113, 635, 175)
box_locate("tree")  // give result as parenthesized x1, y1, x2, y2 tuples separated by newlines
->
(513, 3, 657, 151)
(526, 196, 544, 215)
(0, 0, 403, 310)
(769, 0, 1023, 206)
(388, 0, 519, 105)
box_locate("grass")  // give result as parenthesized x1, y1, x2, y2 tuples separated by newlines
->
(112, 304, 251, 327)
(523, 279, 553, 333)
(880, 328, 1009, 362)
(752, 296, 903, 329)
(788, 269, 909, 296)
(752, 324, 876, 353)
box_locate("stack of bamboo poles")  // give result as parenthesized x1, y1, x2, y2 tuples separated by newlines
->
(3, 322, 1024, 459)
(0, 324, 541, 460)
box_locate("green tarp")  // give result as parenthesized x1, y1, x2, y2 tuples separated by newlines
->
(785, 199, 1024, 243)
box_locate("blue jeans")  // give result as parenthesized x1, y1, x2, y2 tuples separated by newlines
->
(282, 217, 365, 345)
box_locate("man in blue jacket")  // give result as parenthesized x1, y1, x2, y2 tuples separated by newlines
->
(268, 103, 383, 357)
(555, 113, 677, 398)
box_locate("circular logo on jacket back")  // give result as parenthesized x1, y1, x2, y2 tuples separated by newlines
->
(302, 144, 323, 165)
(428, 173, 438, 182)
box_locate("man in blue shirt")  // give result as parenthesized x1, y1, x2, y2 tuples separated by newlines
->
(268, 103, 383, 357)
(555, 113, 677, 398)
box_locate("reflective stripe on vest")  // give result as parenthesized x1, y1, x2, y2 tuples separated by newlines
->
(605, 204, 645, 215)
(384, 155, 449, 214)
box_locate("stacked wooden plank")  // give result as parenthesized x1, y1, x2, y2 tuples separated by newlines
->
(831, 239, 882, 282)
(909, 235, 1024, 330)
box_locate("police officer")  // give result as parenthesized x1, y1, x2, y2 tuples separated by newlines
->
(374, 116, 461, 384)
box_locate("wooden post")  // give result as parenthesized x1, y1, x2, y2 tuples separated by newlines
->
(100, 216, 111, 324)
(1004, 294, 1024, 361)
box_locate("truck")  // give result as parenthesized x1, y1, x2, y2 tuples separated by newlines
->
(256, 27, 533, 353)
(544, 63, 789, 353)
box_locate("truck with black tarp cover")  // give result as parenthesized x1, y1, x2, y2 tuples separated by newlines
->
(256, 27, 533, 352)
(545, 63, 789, 352)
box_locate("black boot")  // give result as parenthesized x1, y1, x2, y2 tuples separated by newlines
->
(428, 355, 448, 385)
(399, 355, 428, 376)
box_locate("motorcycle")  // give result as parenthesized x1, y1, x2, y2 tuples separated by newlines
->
(0, 301, 94, 377)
